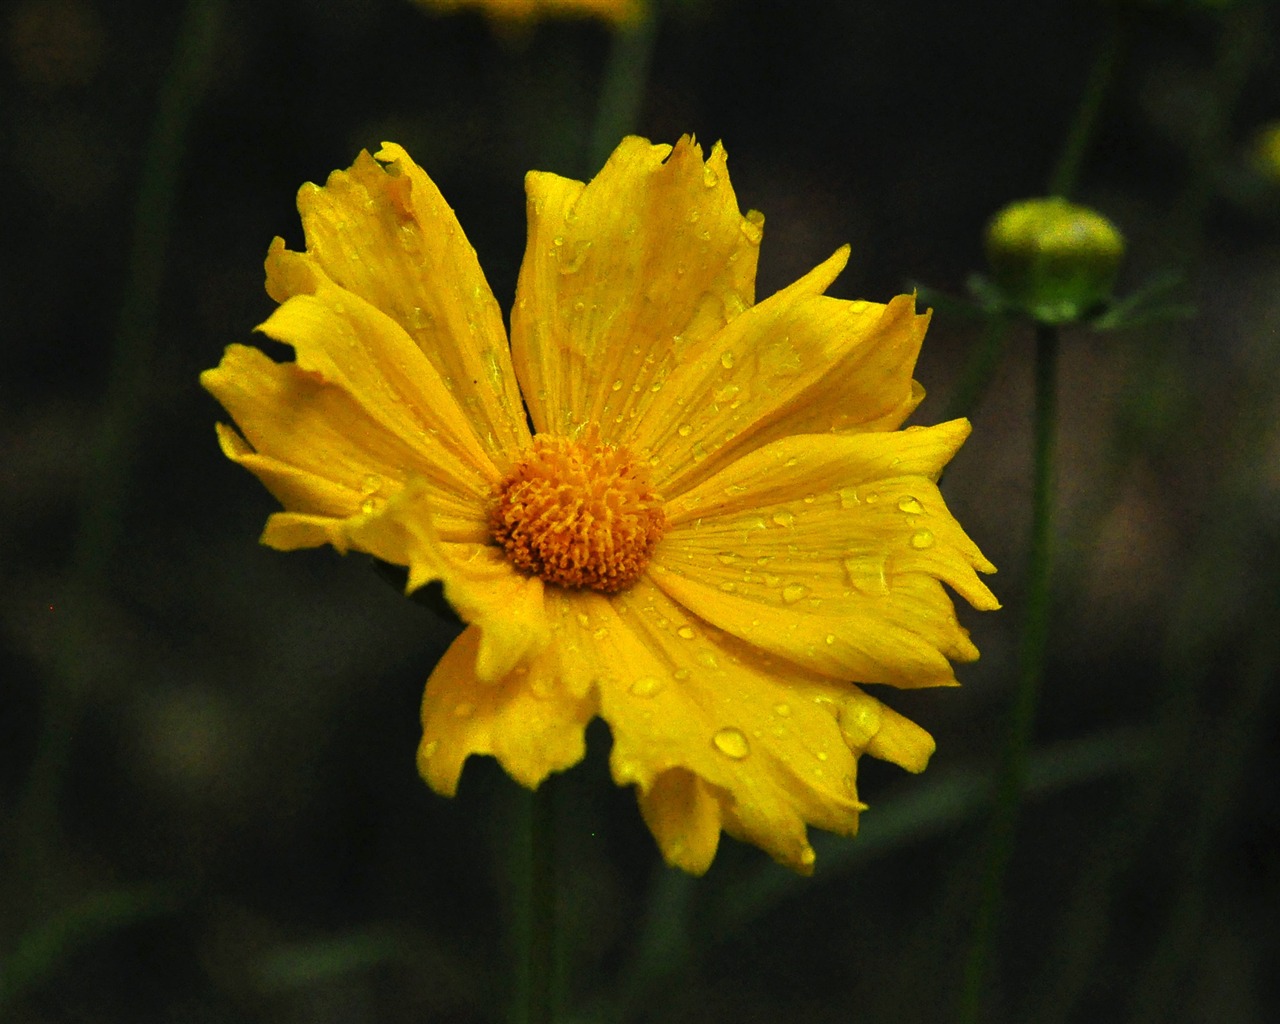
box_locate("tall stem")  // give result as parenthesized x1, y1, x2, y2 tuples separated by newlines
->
(513, 783, 558, 1024)
(957, 323, 1058, 1023)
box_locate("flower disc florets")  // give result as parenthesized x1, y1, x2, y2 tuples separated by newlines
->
(491, 433, 665, 593)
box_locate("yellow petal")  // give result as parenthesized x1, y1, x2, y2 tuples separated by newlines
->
(836, 686, 935, 773)
(201, 344, 485, 538)
(636, 769, 725, 875)
(257, 272, 502, 493)
(345, 480, 551, 683)
(652, 423, 997, 689)
(418, 625, 596, 794)
(633, 272, 930, 496)
(510, 136, 761, 440)
(569, 583, 867, 873)
(269, 147, 530, 466)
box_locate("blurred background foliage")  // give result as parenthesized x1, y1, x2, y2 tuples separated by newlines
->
(3, 0, 1279, 1021)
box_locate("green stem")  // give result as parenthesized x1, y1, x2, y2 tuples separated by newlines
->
(587, 7, 658, 172)
(513, 784, 558, 1024)
(11, 0, 224, 904)
(957, 322, 1058, 1024)
(942, 317, 1011, 424)
(1048, 7, 1129, 200)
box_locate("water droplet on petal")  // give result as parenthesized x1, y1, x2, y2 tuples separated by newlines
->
(898, 495, 924, 514)
(716, 551, 739, 565)
(677, 626, 695, 640)
(824, 633, 836, 645)
(843, 554, 890, 596)
(910, 529, 935, 550)
(677, 423, 693, 437)
(360, 474, 381, 495)
(838, 488, 861, 508)
(702, 164, 719, 188)
(771, 511, 795, 528)
(720, 350, 735, 369)
(773, 703, 792, 717)
(837, 697, 883, 748)
(611, 379, 624, 392)
(629, 676, 662, 698)
(782, 583, 810, 604)
(713, 727, 750, 760)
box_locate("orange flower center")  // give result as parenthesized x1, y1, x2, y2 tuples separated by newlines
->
(490, 433, 665, 593)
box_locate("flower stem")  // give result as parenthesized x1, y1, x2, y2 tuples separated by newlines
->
(11, 0, 224, 906)
(1048, 6, 1129, 200)
(587, 7, 658, 172)
(942, 317, 1011, 424)
(957, 322, 1058, 1023)
(513, 783, 558, 1024)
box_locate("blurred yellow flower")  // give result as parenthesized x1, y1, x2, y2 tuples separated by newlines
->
(1251, 122, 1280, 185)
(414, 0, 644, 27)
(201, 137, 998, 874)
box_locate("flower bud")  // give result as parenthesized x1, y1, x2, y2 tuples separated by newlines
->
(984, 197, 1125, 323)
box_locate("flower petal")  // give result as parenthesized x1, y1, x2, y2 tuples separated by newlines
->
(636, 768, 725, 875)
(652, 422, 998, 688)
(201, 344, 486, 539)
(633, 270, 930, 496)
(345, 480, 551, 683)
(418, 625, 596, 794)
(269, 146, 530, 465)
(568, 583, 870, 873)
(510, 135, 761, 440)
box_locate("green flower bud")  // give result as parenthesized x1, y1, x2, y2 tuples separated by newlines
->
(984, 197, 1126, 324)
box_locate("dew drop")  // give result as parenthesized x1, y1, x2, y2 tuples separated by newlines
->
(771, 511, 795, 528)
(677, 423, 693, 437)
(843, 554, 890, 596)
(702, 164, 719, 188)
(824, 633, 836, 645)
(897, 495, 925, 515)
(773, 702, 792, 717)
(712, 727, 750, 760)
(691, 442, 708, 462)
(716, 551, 739, 565)
(360, 497, 378, 515)
(837, 487, 860, 509)
(837, 697, 883, 748)
(650, 380, 664, 393)
(863, 490, 881, 504)
(360, 473, 381, 495)
(782, 583, 810, 604)
(677, 626, 695, 640)
(629, 676, 662, 698)
(720, 350, 736, 369)
(695, 648, 719, 669)
(611, 379, 624, 392)
(910, 529, 935, 550)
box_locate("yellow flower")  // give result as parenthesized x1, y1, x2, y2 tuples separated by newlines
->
(413, 0, 644, 27)
(201, 137, 998, 875)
